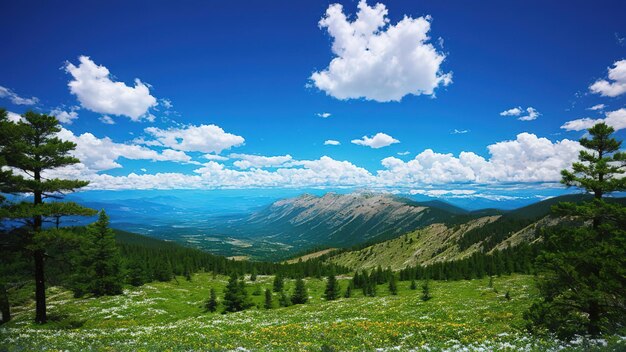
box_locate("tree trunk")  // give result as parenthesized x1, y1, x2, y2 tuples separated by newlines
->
(0, 283, 10, 324)
(34, 249, 46, 324)
(33, 173, 46, 324)
(588, 300, 600, 335)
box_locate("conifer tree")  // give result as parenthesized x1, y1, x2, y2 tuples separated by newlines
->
(72, 211, 124, 297)
(264, 288, 273, 309)
(291, 277, 308, 304)
(126, 260, 146, 287)
(0, 111, 93, 323)
(278, 290, 292, 307)
(410, 279, 417, 290)
(421, 280, 432, 301)
(205, 288, 218, 312)
(222, 273, 252, 313)
(525, 123, 626, 338)
(324, 274, 340, 301)
(272, 273, 284, 292)
(389, 274, 398, 295)
(250, 267, 257, 281)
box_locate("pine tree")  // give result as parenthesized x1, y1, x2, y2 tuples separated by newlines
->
(72, 211, 124, 297)
(324, 274, 340, 301)
(264, 288, 273, 309)
(278, 290, 292, 307)
(205, 288, 218, 312)
(126, 260, 146, 287)
(272, 273, 284, 292)
(421, 280, 432, 301)
(222, 273, 252, 313)
(250, 267, 257, 281)
(0, 111, 93, 323)
(291, 277, 308, 304)
(525, 123, 626, 338)
(389, 274, 398, 295)
(410, 279, 417, 290)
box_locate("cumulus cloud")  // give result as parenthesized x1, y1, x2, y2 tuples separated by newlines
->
(589, 60, 626, 97)
(230, 153, 293, 169)
(500, 106, 540, 121)
(50, 107, 79, 124)
(56, 128, 195, 171)
(561, 108, 626, 132)
(144, 124, 245, 154)
(397, 151, 410, 156)
(65, 56, 157, 121)
(0, 85, 38, 105)
(352, 132, 399, 148)
(317, 112, 332, 118)
(324, 139, 341, 145)
(377, 133, 582, 185)
(310, 0, 451, 102)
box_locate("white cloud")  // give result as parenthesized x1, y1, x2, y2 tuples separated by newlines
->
(65, 56, 157, 121)
(99, 115, 115, 124)
(160, 98, 173, 109)
(518, 107, 540, 121)
(397, 151, 410, 155)
(56, 128, 195, 171)
(204, 154, 229, 161)
(144, 124, 245, 154)
(377, 133, 582, 185)
(50, 107, 79, 124)
(451, 129, 469, 134)
(589, 60, 626, 97)
(500, 107, 522, 116)
(7, 111, 23, 123)
(317, 112, 332, 118)
(587, 104, 605, 111)
(324, 139, 341, 145)
(230, 153, 293, 169)
(500, 106, 540, 121)
(352, 132, 399, 148)
(0, 86, 38, 105)
(310, 0, 451, 102)
(561, 108, 626, 132)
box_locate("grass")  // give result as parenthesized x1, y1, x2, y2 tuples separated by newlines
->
(2, 273, 623, 351)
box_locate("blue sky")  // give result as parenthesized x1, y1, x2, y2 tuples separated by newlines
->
(1, 0, 625, 206)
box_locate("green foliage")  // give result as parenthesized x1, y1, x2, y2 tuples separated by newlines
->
(250, 267, 257, 281)
(343, 281, 353, 298)
(278, 290, 292, 307)
(525, 123, 626, 338)
(71, 211, 123, 297)
(410, 279, 417, 290)
(389, 274, 398, 295)
(324, 274, 340, 301)
(222, 273, 252, 313)
(264, 288, 273, 309)
(0, 110, 92, 324)
(205, 288, 218, 313)
(272, 273, 284, 292)
(291, 277, 308, 304)
(421, 280, 432, 301)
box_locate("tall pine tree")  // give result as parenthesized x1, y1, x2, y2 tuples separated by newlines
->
(291, 277, 308, 304)
(0, 111, 93, 323)
(324, 274, 340, 301)
(525, 123, 626, 338)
